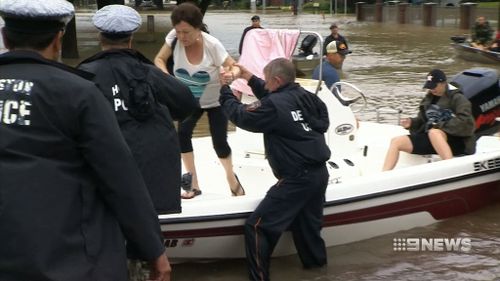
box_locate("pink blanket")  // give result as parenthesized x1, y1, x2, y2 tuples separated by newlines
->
(231, 29, 300, 96)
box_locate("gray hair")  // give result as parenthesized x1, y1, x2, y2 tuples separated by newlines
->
(263, 57, 296, 84)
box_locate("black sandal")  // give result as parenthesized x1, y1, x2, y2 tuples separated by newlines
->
(231, 174, 245, 196)
(181, 189, 202, 199)
(180, 172, 202, 199)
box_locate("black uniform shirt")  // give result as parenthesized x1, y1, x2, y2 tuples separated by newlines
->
(79, 49, 197, 214)
(0, 51, 165, 280)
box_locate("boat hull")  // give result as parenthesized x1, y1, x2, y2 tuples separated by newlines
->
(451, 43, 500, 64)
(160, 152, 500, 261)
(292, 54, 321, 78)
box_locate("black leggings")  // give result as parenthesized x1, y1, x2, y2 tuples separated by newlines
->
(178, 106, 231, 158)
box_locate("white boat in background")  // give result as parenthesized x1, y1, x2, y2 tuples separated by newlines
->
(158, 31, 500, 262)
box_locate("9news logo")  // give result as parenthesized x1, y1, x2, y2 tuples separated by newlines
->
(393, 237, 472, 252)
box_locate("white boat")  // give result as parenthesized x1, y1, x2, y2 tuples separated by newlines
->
(159, 32, 500, 262)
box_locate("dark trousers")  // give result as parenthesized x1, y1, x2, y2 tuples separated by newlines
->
(177, 106, 231, 158)
(244, 165, 329, 281)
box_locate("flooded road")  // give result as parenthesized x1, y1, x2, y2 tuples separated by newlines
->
(67, 10, 500, 126)
(8, 9, 500, 281)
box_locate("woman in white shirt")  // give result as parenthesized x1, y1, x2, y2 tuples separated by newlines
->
(154, 2, 244, 199)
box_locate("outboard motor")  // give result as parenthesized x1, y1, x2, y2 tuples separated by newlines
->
(450, 68, 500, 136)
(298, 35, 318, 57)
(450, 35, 467, 43)
(293, 35, 320, 78)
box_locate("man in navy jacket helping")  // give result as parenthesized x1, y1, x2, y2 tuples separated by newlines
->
(219, 58, 331, 281)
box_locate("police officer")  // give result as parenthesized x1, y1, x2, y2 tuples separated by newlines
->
(78, 5, 197, 215)
(0, 1, 170, 280)
(219, 58, 331, 281)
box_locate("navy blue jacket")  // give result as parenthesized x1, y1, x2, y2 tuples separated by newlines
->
(79, 49, 197, 214)
(0, 51, 165, 281)
(220, 76, 331, 178)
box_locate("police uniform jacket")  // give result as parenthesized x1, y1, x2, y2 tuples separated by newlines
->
(79, 49, 197, 214)
(409, 86, 476, 155)
(220, 76, 331, 178)
(0, 51, 165, 281)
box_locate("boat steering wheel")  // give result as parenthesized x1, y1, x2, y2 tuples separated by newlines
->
(330, 81, 367, 113)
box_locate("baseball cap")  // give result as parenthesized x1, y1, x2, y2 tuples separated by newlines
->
(93, 5, 141, 39)
(0, 0, 74, 34)
(423, 69, 447, 89)
(326, 40, 350, 56)
(251, 15, 260, 21)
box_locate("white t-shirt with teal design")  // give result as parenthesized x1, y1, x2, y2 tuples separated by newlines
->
(166, 30, 228, 108)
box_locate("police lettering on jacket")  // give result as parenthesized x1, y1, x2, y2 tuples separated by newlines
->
(0, 79, 33, 126)
(291, 109, 311, 131)
(111, 84, 128, 112)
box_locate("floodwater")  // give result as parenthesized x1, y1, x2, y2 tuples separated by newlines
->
(66, 10, 500, 129)
(9, 10, 500, 281)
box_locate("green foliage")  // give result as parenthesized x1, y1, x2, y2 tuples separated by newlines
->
(477, 2, 498, 8)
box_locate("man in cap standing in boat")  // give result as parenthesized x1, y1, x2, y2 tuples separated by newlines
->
(219, 58, 331, 281)
(382, 69, 476, 171)
(0, 1, 171, 280)
(312, 40, 350, 89)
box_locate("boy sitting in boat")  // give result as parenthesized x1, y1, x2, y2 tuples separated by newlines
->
(382, 69, 476, 171)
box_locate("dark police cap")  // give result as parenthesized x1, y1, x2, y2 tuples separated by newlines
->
(93, 5, 142, 39)
(251, 15, 260, 21)
(0, 0, 74, 34)
(423, 69, 447, 90)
